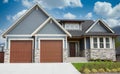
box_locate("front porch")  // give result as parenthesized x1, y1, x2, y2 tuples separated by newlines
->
(65, 38, 89, 62)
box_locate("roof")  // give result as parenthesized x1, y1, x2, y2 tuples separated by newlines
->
(2, 4, 71, 37)
(58, 19, 117, 37)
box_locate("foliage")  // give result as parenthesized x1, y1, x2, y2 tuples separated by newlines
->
(115, 38, 120, 48)
(72, 62, 120, 73)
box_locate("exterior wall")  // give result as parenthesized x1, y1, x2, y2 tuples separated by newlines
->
(90, 49, 116, 61)
(89, 22, 109, 32)
(89, 37, 116, 61)
(85, 37, 90, 60)
(8, 8, 48, 34)
(37, 20, 65, 34)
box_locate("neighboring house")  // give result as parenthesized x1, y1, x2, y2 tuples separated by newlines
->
(2, 4, 117, 63)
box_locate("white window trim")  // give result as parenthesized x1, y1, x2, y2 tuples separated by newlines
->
(91, 36, 112, 49)
(38, 38, 65, 62)
(64, 23, 81, 30)
(8, 38, 34, 63)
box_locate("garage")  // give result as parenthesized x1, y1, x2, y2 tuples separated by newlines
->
(40, 40, 63, 62)
(10, 40, 33, 63)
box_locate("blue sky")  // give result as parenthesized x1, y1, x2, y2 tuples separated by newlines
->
(0, 0, 120, 43)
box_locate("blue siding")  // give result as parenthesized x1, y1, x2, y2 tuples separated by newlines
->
(80, 39, 84, 50)
(86, 37, 90, 49)
(8, 8, 48, 34)
(37, 20, 65, 34)
(90, 22, 109, 32)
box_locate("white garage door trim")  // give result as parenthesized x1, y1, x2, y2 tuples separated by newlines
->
(38, 38, 64, 62)
(8, 38, 34, 63)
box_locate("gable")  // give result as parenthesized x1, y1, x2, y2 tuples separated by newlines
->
(6, 5, 48, 35)
(37, 20, 66, 34)
(8, 7, 48, 35)
(89, 21, 111, 33)
(87, 20, 114, 33)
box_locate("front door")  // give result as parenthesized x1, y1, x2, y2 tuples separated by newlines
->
(69, 42, 76, 57)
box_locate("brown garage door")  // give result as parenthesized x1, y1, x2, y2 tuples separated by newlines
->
(10, 40, 32, 63)
(40, 40, 63, 62)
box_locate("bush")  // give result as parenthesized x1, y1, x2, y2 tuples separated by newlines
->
(91, 68, 98, 73)
(106, 68, 111, 72)
(98, 68, 105, 73)
(117, 68, 120, 72)
(111, 69, 117, 72)
(83, 68, 91, 74)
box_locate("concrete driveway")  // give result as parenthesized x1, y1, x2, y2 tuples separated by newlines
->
(0, 63, 80, 74)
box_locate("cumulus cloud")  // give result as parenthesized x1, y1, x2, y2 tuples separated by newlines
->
(3, 0, 8, 3)
(104, 19, 120, 27)
(63, 13, 76, 19)
(21, 0, 83, 9)
(94, 1, 120, 18)
(94, 1, 120, 27)
(85, 12, 92, 19)
(7, 9, 27, 21)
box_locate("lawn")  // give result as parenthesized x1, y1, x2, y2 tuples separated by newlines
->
(72, 62, 120, 73)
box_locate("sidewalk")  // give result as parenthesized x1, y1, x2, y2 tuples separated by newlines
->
(0, 63, 80, 74)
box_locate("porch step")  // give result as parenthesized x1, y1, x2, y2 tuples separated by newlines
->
(65, 57, 88, 63)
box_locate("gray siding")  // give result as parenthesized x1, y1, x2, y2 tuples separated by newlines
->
(37, 20, 65, 34)
(89, 22, 108, 32)
(86, 37, 90, 49)
(8, 8, 48, 34)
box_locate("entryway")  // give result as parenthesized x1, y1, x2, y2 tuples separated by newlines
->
(69, 42, 80, 57)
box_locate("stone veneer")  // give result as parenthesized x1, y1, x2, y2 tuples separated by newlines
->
(4, 49, 10, 63)
(90, 49, 116, 61)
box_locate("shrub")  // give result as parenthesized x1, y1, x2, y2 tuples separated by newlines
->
(106, 68, 111, 72)
(98, 68, 105, 73)
(111, 69, 117, 72)
(91, 68, 98, 73)
(117, 68, 120, 72)
(83, 68, 91, 74)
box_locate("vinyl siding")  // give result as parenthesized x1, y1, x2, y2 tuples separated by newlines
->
(8, 8, 48, 34)
(37, 20, 65, 34)
(89, 22, 109, 32)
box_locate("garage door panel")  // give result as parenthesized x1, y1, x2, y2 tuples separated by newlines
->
(10, 40, 32, 63)
(40, 40, 62, 62)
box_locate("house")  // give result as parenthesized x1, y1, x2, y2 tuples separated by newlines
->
(2, 4, 117, 63)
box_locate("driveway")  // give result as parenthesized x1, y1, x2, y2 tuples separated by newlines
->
(0, 63, 80, 74)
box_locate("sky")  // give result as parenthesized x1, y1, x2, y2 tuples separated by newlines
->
(0, 0, 120, 43)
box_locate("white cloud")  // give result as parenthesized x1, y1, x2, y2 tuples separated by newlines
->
(85, 12, 92, 19)
(21, 0, 83, 9)
(63, 12, 76, 19)
(94, 1, 120, 18)
(94, 1, 120, 27)
(104, 19, 120, 27)
(3, 0, 8, 3)
(7, 9, 27, 21)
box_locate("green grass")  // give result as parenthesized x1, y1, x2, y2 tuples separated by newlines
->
(72, 62, 120, 71)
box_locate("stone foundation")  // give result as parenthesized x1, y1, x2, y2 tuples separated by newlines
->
(90, 49, 116, 61)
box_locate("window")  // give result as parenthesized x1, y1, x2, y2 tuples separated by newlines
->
(93, 38, 98, 48)
(99, 38, 104, 48)
(65, 23, 81, 30)
(106, 38, 110, 48)
(92, 37, 111, 49)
